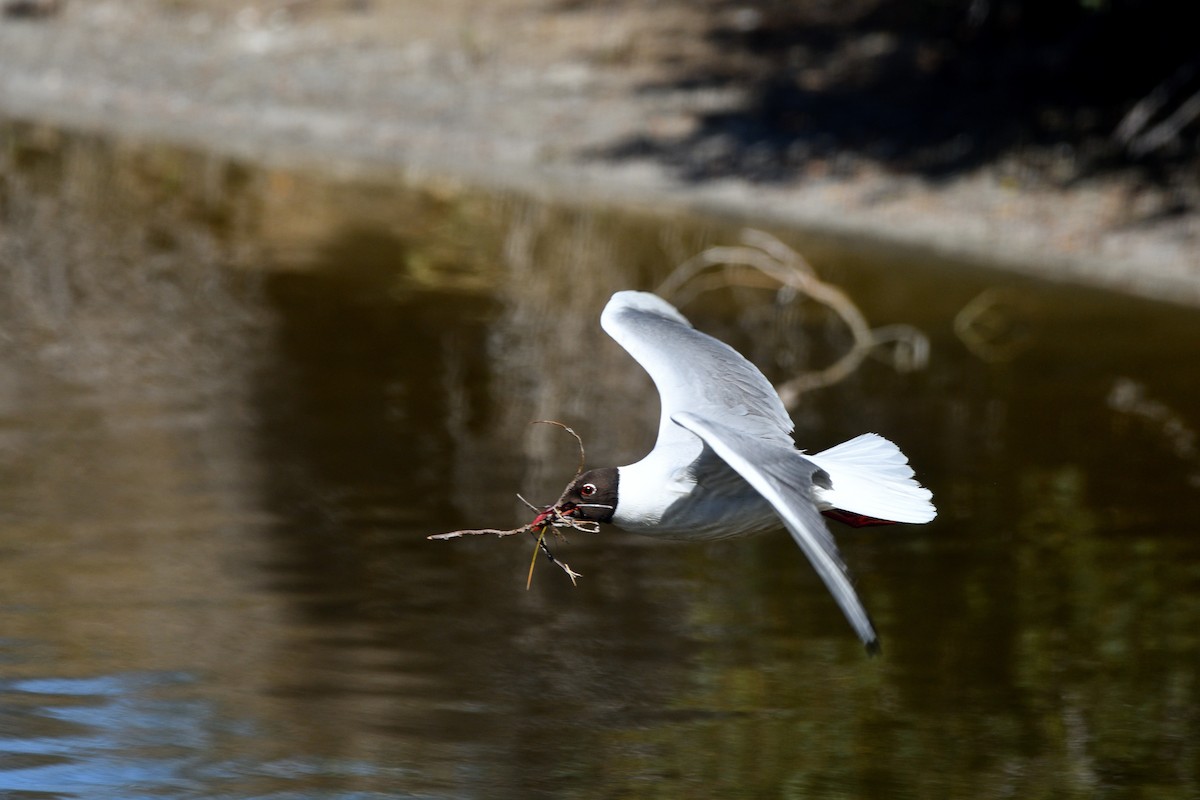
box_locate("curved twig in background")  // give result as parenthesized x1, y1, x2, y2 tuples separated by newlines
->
(1108, 378, 1199, 469)
(657, 229, 929, 408)
(1114, 58, 1200, 157)
(953, 287, 1036, 363)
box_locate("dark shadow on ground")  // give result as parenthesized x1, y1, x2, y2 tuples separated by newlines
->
(588, 0, 1199, 204)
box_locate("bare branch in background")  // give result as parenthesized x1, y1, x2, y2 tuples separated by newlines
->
(657, 229, 929, 407)
(1114, 59, 1200, 157)
(953, 288, 1036, 363)
(1108, 378, 1200, 488)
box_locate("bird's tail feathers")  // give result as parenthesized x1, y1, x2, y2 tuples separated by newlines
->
(807, 433, 936, 525)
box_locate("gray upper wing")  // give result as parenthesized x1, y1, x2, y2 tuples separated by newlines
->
(601, 291, 794, 453)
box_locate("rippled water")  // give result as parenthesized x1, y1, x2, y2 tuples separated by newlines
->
(1, 118, 1198, 799)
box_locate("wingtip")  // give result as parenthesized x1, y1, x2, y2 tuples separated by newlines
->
(603, 290, 691, 328)
(865, 637, 882, 657)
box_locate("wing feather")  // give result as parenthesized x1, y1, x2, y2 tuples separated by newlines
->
(674, 411, 881, 652)
(808, 434, 937, 523)
(601, 292, 794, 452)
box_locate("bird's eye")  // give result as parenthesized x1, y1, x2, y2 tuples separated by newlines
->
(581, 483, 597, 498)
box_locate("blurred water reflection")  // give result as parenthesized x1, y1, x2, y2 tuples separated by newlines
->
(1, 117, 1198, 798)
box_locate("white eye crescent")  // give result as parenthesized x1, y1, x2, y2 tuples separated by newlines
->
(581, 483, 597, 498)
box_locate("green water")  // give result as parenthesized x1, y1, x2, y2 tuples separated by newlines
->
(1, 118, 1198, 799)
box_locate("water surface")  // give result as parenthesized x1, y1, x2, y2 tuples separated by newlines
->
(1, 119, 1198, 798)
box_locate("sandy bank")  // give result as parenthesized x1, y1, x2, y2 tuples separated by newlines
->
(1, 0, 1196, 305)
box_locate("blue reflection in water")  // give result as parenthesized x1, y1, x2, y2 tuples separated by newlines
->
(0, 669, 402, 799)
(1, 671, 199, 798)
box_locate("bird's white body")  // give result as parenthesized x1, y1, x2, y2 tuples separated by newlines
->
(578, 290, 936, 650)
(603, 291, 934, 538)
(614, 439, 780, 540)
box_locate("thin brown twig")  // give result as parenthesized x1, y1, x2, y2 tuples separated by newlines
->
(427, 526, 532, 540)
(427, 515, 585, 584)
(530, 419, 587, 478)
(428, 421, 597, 585)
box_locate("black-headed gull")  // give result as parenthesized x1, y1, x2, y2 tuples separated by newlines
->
(553, 291, 935, 652)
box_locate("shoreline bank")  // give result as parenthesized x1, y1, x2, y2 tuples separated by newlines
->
(2, 0, 1196, 306)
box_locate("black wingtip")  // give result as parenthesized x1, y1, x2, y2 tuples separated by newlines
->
(865, 638, 882, 658)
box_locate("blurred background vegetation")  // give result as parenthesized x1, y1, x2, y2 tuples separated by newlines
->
(598, 0, 1198, 196)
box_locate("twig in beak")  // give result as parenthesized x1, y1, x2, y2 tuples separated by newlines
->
(429, 421, 595, 586)
(531, 419, 587, 478)
(527, 527, 546, 589)
(530, 526, 582, 585)
(427, 526, 530, 540)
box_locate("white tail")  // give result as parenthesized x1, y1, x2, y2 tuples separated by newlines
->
(806, 433, 936, 524)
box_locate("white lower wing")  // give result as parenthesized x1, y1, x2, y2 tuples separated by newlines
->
(673, 411, 880, 652)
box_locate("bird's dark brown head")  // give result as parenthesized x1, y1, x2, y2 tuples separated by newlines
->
(554, 467, 619, 524)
